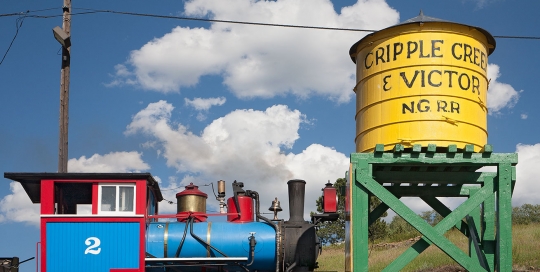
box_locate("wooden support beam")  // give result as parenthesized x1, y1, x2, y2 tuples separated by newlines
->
(348, 148, 517, 271)
(358, 171, 491, 271)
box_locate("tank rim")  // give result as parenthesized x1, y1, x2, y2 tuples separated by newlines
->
(349, 11, 496, 63)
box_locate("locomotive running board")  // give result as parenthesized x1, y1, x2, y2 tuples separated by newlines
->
(145, 257, 248, 262)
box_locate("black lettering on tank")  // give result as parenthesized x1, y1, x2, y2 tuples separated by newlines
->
(444, 70, 458, 88)
(393, 42, 403, 61)
(474, 48, 480, 66)
(407, 41, 418, 59)
(364, 52, 373, 69)
(383, 75, 391, 91)
(452, 43, 463, 60)
(472, 75, 480, 94)
(386, 44, 390, 63)
(400, 71, 420, 88)
(375, 47, 385, 65)
(451, 101, 460, 113)
(402, 102, 414, 114)
(437, 100, 448, 112)
(463, 43, 473, 63)
(417, 99, 430, 112)
(432, 40, 443, 58)
(419, 40, 430, 58)
(480, 51, 487, 71)
(458, 73, 470, 91)
(428, 70, 442, 87)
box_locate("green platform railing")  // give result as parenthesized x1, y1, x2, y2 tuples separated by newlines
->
(347, 144, 517, 271)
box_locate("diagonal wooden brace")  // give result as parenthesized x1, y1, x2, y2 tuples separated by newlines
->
(356, 171, 493, 272)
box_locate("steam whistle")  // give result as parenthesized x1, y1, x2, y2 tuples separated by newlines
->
(217, 180, 227, 213)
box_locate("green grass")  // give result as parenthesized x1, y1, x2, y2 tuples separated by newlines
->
(316, 223, 540, 272)
(512, 224, 540, 270)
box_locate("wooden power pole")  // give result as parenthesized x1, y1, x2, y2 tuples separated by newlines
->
(57, 0, 71, 173)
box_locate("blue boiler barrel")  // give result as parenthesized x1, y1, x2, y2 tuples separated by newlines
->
(146, 221, 277, 271)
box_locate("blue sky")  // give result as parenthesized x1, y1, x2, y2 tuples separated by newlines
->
(1, 0, 539, 269)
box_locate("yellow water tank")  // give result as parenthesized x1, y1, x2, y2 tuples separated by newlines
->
(349, 12, 496, 152)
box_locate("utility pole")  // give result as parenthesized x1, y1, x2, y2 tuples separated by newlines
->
(56, 0, 71, 173)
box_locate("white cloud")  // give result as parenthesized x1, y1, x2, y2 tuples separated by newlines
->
(111, 0, 399, 102)
(126, 100, 349, 218)
(465, 0, 500, 9)
(185, 97, 226, 111)
(113, 64, 132, 77)
(0, 151, 150, 226)
(185, 97, 227, 120)
(520, 114, 528, 120)
(513, 143, 540, 206)
(487, 64, 521, 114)
(0, 182, 41, 226)
(471, 0, 488, 8)
(68, 151, 150, 173)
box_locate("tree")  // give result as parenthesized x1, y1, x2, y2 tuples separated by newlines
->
(512, 204, 540, 225)
(420, 210, 444, 226)
(368, 196, 388, 242)
(313, 178, 387, 244)
(387, 215, 420, 242)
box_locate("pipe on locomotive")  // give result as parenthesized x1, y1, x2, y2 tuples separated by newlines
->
(245, 189, 282, 272)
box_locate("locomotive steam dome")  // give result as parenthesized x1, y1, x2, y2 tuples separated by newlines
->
(349, 11, 496, 152)
(176, 182, 207, 214)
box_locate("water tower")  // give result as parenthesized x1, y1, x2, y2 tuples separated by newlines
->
(345, 12, 517, 271)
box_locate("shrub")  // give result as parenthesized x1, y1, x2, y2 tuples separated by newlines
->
(513, 204, 540, 225)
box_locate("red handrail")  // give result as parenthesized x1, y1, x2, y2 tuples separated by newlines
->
(146, 212, 240, 219)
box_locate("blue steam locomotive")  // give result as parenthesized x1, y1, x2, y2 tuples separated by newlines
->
(4, 172, 338, 272)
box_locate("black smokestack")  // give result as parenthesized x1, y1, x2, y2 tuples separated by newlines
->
(287, 179, 306, 223)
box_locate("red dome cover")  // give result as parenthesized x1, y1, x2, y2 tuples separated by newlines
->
(175, 183, 208, 198)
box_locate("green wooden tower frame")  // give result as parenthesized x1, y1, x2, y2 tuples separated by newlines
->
(346, 143, 517, 271)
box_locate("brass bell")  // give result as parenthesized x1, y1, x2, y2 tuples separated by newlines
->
(268, 197, 282, 220)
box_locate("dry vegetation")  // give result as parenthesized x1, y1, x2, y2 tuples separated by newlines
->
(316, 224, 540, 272)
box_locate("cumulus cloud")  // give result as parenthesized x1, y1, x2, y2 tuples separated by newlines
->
(0, 151, 150, 226)
(110, 0, 399, 102)
(487, 64, 521, 114)
(0, 182, 41, 226)
(126, 100, 349, 218)
(185, 97, 226, 111)
(68, 151, 151, 173)
(185, 97, 226, 121)
(465, 0, 501, 9)
(513, 143, 540, 206)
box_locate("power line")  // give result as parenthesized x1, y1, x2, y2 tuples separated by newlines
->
(0, 7, 61, 17)
(2, 8, 540, 40)
(74, 8, 379, 33)
(0, 12, 27, 66)
(65, 8, 540, 40)
(0, 8, 63, 66)
(492, 35, 540, 40)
